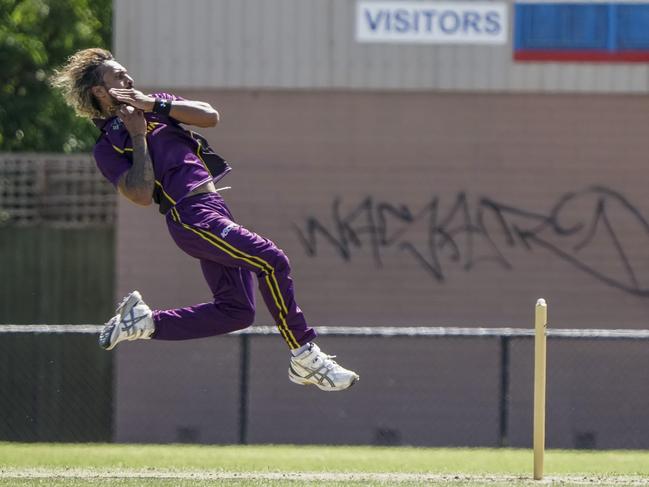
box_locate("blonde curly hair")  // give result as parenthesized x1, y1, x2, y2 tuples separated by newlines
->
(50, 48, 115, 119)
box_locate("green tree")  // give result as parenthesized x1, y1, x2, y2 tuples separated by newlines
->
(0, 0, 111, 152)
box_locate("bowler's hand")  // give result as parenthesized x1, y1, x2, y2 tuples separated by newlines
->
(110, 88, 155, 112)
(118, 105, 147, 137)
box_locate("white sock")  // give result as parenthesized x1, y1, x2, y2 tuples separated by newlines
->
(291, 342, 311, 356)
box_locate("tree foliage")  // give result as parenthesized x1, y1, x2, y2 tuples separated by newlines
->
(0, 0, 111, 152)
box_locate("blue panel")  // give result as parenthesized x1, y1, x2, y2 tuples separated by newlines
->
(525, 5, 563, 46)
(514, 2, 649, 60)
(617, 5, 649, 49)
(514, 6, 525, 49)
(566, 6, 608, 48)
(515, 5, 609, 50)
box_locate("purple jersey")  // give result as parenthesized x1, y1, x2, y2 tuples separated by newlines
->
(93, 92, 230, 214)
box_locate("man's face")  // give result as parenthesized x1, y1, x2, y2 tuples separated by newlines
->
(101, 60, 134, 91)
(92, 60, 135, 110)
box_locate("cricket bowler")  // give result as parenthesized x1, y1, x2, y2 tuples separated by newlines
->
(51, 48, 359, 391)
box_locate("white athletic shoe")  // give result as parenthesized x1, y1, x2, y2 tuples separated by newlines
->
(98, 290, 154, 351)
(289, 343, 359, 391)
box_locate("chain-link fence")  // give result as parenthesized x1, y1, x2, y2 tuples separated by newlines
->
(0, 154, 116, 441)
(1, 325, 648, 448)
(0, 329, 112, 442)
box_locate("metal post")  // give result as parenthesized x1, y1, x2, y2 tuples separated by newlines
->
(238, 334, 250, 445)
(498, 335, 510, 447)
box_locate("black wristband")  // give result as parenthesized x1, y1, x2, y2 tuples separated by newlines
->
(152, 97, 172, 116)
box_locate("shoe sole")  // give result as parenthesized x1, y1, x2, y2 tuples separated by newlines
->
(116, 290, 143, 318)
(288, 371, 360, 392)
(98, 292, 142, 351)
(98, 315, 119, 350)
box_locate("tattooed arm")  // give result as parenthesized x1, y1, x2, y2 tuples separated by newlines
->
(116, 105, 154, 206)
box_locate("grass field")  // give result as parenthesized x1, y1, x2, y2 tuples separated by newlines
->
(1, 443, 649, 486)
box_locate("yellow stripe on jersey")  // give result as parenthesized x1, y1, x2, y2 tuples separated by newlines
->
(111, 145, 133, 154)
(155, 180, 176, 206)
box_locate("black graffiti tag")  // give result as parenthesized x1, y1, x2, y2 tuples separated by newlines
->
(293, 186, 649, 297)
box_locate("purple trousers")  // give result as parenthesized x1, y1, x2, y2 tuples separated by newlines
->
(150, 191, 316, 349)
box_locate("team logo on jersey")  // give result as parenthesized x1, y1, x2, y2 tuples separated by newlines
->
(221, 223, 237, 238)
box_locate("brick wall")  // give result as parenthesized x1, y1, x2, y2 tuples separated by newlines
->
(113, 91, 649, 446)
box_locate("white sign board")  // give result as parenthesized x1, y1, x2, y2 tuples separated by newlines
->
(357, 1, 508, 44)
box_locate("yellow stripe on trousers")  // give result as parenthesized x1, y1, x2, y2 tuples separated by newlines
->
(171, 213, 299, 349)
(193, 226, 298, 349)
(194, 222, 291, 318)
(190, 224, 290, 318)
